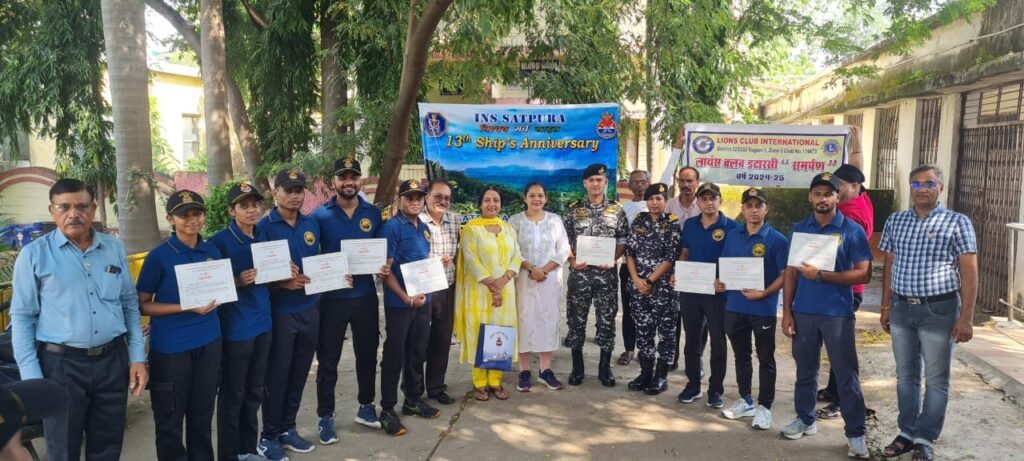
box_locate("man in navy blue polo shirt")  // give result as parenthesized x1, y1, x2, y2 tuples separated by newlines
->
(256, 169, 321, 459)
(717, 187, 789, 430)
(312, 157, 391, 444)
(781, 172, 872, 459)
(378, 179, 438, 437)
(677, 183, 738, 409)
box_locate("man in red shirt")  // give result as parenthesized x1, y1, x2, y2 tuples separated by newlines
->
(817, 162, 873, 419)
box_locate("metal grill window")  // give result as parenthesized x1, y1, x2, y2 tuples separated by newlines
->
(875, 107, 899, 190)
(845, 113, 863, 129)
(964, 81, 1024, 128)
(917, 98, 942, 165)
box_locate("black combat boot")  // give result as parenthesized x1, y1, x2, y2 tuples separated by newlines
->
(568, 348, 585, 386)
(645, 360, 669, 395)
(598, 350, 616, 387)
(628, 359, 653, 391)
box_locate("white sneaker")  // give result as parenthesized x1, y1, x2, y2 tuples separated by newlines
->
(847, 436, 869, 459)
(751, 405, 772, 430)
(781, 418, 817, 440)
(721, 398, 756, 420)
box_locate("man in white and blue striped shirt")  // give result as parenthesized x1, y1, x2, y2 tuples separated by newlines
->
(878, 164, 978, 461)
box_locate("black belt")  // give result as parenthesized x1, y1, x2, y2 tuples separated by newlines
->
(40, 336, 123, 357)
(895, 292, 958, 305)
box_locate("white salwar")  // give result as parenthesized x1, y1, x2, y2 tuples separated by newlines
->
(508, 211, 570, 353)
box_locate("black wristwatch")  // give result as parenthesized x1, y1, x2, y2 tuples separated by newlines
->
(814, 271, 823, 283)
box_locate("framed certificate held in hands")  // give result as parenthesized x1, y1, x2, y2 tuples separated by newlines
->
(175, 259, 238, 310)
(575, 236, 616, 267)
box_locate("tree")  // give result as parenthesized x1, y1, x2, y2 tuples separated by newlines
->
(101, 0, 161, 253)
(200, 0, 232, 186)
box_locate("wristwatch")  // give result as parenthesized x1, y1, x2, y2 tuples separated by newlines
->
(814, 271, 823, 283)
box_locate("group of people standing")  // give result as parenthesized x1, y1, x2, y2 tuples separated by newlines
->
(9, 142, 976, 461)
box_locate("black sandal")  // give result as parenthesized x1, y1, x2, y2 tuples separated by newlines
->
(912, 443, 934, 461)
(881, 436, 913, 458)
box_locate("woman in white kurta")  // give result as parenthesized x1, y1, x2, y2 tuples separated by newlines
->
(508, 182, 570, 392)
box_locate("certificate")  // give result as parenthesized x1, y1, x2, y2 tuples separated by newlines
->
(302, 252, 351, 295)
(400, 257, 448, 297)
(719, 257, 765, 291)
(788, 232, 839, 272)
(251, 239, 293, 284)
(340, 238, 387, 275)
(175, 259, 238, 310)
(674, 261, 717, 295)
(575, 236, 616, 267)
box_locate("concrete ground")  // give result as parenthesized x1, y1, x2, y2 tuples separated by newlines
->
(34, 279, 1024, 460)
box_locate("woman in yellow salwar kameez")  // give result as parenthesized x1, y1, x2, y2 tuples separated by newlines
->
(455, 186, 523, 401)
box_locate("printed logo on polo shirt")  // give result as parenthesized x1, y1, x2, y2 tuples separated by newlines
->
(712, 229, 725, 241)
(304, 231, 315, 246)
(752, 243, 766, 257)
(360, 218, 372, 232)
(832, 233, 842, 245)
(424, 230, 431, 240)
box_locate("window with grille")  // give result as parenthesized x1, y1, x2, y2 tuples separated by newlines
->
(875, 107, 899, 190)
(845, 113, 863, 129)
(181, 114, 201, 160)
(917, 98, 942, 165)
(963, 80, 1024, 128)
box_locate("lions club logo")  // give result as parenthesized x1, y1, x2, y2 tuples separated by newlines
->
(596, 112, 618, 140)
(692, 135, 715, 154)
(304, 231, 315, 246)
(752, 243, 766, 257)
(712, 229, 725, 242)
(423, 112, 448, 138)
(823, 139, 840, 156)
(359, 218, 372, 232)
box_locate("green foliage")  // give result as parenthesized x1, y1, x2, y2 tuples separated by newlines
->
(150, 96, 177, 175)
(183, 151, 208, 172)
(202, 180, 237, 236)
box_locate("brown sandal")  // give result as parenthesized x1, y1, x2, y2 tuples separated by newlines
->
(473, 387, 490, 401)
(881, 436, 913, 458)
(490, 385, 510, 400)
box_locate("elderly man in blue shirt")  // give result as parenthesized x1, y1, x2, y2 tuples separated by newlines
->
(10, 178, 147, 461)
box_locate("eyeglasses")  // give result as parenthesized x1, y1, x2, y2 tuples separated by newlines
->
(430, 194, 451, 202)
(50, 203, 94, 214)
(910, 181, 938, 190)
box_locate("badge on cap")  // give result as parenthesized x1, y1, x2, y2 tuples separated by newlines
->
(598, 166, 606, 174)
(180, 191, 193, 203)
(344, 159, 353, 168)
(749, 189, 758, 197)
(240, 182, 252, 193)
(289, 170, 299, 180)
(821, 172, 833, 180)
(659, 184, 665, 193)
(409, 180, 419, 189)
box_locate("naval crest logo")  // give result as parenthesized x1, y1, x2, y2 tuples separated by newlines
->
(596, 112, 618, 140)
(240, 182, 252, 193)
(423, 112, 448, 138)
(180, 191, 193, 203)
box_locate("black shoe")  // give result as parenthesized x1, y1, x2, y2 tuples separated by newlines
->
(379, 408, 407, 436)
(598, 350, 616, 387)
(401, 399, 441, 419)
(628, 360, 653, 391)
(568, 348, 584, 386)
(644, 361, 669, 395)
(430, 392, 457, 405)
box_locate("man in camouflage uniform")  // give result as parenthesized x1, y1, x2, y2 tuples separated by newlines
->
(564, 163, 629, 387)
(624, 183, 681, 395)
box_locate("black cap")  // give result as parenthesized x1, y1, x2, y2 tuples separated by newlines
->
(398, 179, 427, 197)
(810, 171, 841, 191)
(274, 168, 307, 190)
(0, 379, 66, 447)
(741, 187, 768, 204)
(166, 189, 206, 216)
(333, 157, 361, 176)
(695, 182, 721, 197)
(582, 163, 608, 180)
(226, 181, 263, 205)
(643, 183, 669, 200)
(833, 164, 866, 185)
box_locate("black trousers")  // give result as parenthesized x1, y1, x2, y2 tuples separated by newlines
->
(823, 293, 863, 405)
(262, 307, 319, 439)
(316, 293, 380, 416)
(681, 294, 726, 395)
(218, 330, 271, 460)
(420, 284, 455, 398)
(149, 337, 222, 461)
(619, 265, 636, 352)
(38, 339, 128, 461)
(380, 306, 431, 410)
(674, 295, 708, 365)
(725, 311, 777, 408)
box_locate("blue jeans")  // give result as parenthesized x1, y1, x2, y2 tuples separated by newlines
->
(889, 296, 959, 446)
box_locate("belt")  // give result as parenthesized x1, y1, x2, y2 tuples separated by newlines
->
(40, 336, 123, 357)
(895, 292, 958, 305)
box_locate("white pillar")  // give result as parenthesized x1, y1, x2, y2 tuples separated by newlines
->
(860, 108, 879, 187)
(935, 93, 961, 205)
(895, 99, 921, 211)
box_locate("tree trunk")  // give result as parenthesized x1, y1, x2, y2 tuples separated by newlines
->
(201, 0, 232, 187)
(321, 2, 348, 153)
(101, 0, 161, 254)
(376, 0, 453, 206)
(644, 1, 655, 170)
(96, 181, 108, 229)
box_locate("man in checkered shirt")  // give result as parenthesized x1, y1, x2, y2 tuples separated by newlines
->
(877, 164, 978, 461)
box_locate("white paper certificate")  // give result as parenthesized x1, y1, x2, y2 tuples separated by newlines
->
(302, 252, 351, 295)
(788, 232, 839, 272)
(576, 236, 616, 267)
(340, 238, 387, 275)
(675, 261, 717, 294)
(719, 257, 765, 291)
(400, 257, 448, 297)
(175, 259, 238, 310)
(251, 239, 293, 284)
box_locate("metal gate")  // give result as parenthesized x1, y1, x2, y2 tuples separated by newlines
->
(875, 107, 899, 190)
(956, 82, 1024, 315)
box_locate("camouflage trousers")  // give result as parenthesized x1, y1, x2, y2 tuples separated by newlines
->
(630, 291, 679, 365)
(564, 268, 618, 352)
